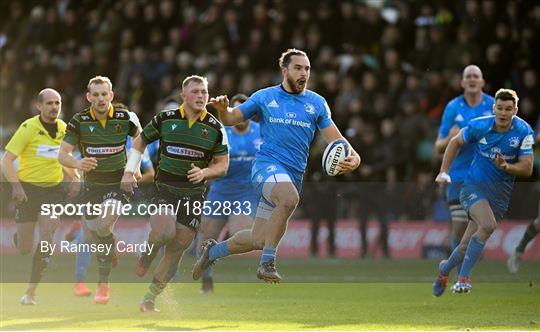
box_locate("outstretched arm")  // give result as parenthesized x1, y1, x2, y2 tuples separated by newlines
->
(435, 125, 460, 154)
(121, 135, 148, 193)
(436, 129, 465, 183)
(208, 95, 244, 126)
(58, 141, 97, 172)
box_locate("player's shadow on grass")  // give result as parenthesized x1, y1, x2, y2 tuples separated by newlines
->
(1, 320, 234, 331)
(135, 324, 194, 331)
(136, 323, 234, 331)
(1, 319, 82, 331)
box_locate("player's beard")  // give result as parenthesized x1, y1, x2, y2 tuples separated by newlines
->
(286, 75, 306, 93)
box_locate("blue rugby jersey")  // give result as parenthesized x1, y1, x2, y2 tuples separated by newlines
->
(439, 93, 494, 181)
(210, 122, 261, 193)
(239, 85, 333, 174)
(462, 115, 534, 212)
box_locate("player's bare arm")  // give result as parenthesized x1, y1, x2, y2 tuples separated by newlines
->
(495, 153, 533, 177)
(435, 125, 460, 154)
(436, 130, 466, 183)
(62, 165, 80, 181)
(209, 95, 244, 126)
(58, 141, 98, 172)
(320, 123, 361, 173)
(1, 151, 27, 203)
(131, 127, 143, 181)
(62, 166, 82, 199)
(131, 126, 142, 140)
(138, 164, 155, 184)
(121, 135, 148, 194)
(187, 154, 229, 185)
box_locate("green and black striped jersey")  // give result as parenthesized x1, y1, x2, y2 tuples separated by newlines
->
(141, 104, 229, 196)
(63, 104, 140, 184)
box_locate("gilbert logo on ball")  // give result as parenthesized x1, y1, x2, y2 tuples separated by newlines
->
(322, 139, 350, 176)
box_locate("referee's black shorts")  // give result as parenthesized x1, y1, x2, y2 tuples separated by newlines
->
(15, 181, 65, 223)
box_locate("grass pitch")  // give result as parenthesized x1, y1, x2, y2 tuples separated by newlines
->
(1, 257, 539, 330)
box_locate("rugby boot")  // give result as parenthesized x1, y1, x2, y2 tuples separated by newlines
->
(257, 260, 282, 283)
(140, 299, 160, 313)
(94, 283, 110, 304)
(74, 282, 92, 297)
(192, 239, 217, 280)
(452, 277, 472, 294)
(20, 293, 36, 305)
(432, 260, 449, 297)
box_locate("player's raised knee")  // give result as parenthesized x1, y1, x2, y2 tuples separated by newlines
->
(479, 222, 496, 236)
(154, 230, 175, 244)
(273, 189, 299, 212)
(279, 196, 299, 212)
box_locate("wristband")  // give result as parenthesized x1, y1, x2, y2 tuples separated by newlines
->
(439, 172, 452, 183)
(125, 149, 142, 173)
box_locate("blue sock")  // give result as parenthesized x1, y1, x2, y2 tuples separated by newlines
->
(451, 236, 459, 251)
(459, 236, 485, 279)
(440, 245, 464, 276)
(260, 247, 276, 265)
(75, 231, 91, 282)
(451, 236, 463, 277)
(208, 242, 230, 261)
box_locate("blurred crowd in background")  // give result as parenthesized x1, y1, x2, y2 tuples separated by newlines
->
(1, 0, 539, 252)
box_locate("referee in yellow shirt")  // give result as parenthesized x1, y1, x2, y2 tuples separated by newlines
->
(1, 88, 80, 305)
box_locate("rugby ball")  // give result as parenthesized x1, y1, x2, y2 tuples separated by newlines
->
(322, 139, 350, 176)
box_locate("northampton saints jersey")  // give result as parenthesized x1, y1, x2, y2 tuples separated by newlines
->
(63, 104, 140, 184)
(141, 104, 228, 196)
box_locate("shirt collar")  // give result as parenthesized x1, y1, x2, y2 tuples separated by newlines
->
(279, 84, 306, 96)
(180, 104, 207, 128)
(89, 104, 114, 120)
